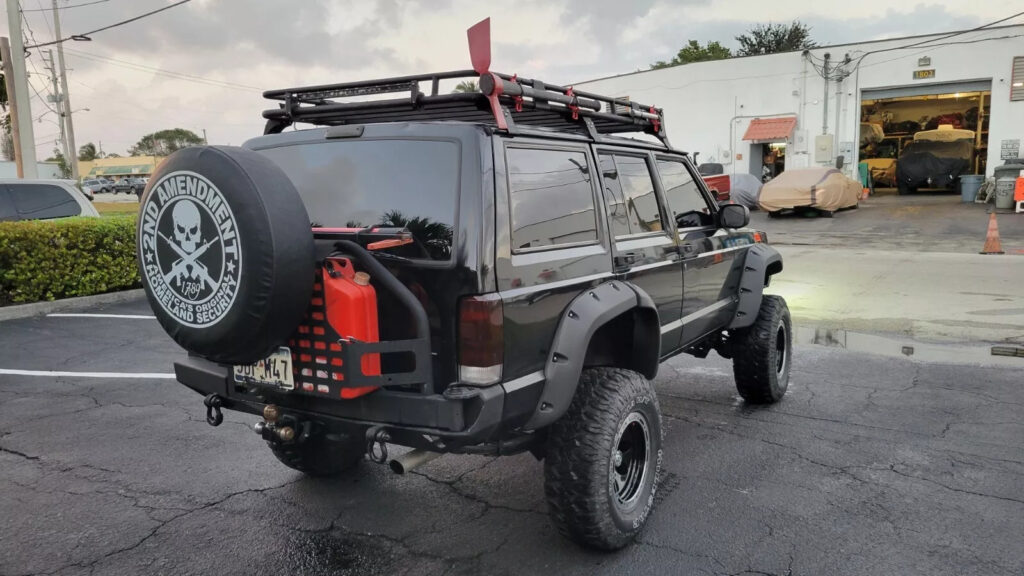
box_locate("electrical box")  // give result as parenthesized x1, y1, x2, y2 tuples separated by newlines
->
(792, 130, 808, 153)
(815, 134, 834, 163)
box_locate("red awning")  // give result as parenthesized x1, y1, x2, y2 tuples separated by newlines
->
(742, 117, 798, 142)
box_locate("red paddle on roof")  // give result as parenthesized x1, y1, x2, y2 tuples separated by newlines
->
(467, 18, 508, 130)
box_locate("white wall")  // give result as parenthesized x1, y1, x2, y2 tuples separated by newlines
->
(0, 161, 64, 179)
(576, 25, 1024, 178)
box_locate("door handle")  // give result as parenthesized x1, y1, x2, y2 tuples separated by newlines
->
(614, 251, 639, 267)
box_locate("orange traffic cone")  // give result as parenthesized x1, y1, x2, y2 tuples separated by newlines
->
(980, 213, 1004, 255)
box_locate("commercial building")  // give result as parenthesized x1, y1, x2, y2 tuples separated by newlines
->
(78, 156, 164, 180)
(576, 25, 1024, 191)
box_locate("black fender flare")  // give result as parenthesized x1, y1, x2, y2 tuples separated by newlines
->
(728, 243, 783, 330)
(522, 280, 659, 431)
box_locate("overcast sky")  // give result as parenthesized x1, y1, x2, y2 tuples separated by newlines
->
(2, 0, 1020, 160)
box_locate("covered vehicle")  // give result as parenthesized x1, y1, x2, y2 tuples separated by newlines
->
(758, 167, 860, 215)
(728, 173, 763, 208)
(863, 158, 897, 187)
(895, 140, 973, 194)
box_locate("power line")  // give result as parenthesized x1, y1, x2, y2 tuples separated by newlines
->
(24, 0, 192, 49)
(62, 46, 261, 92)
(20, 0, 109, 11)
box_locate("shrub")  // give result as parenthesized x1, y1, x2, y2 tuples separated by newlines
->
(0, 216, 140, 305)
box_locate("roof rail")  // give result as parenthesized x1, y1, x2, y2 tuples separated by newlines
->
(261, 70, 670, 146)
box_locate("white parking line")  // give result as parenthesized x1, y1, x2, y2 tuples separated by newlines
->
(0, 369, 175, 379)
(47, 313, 156, 319)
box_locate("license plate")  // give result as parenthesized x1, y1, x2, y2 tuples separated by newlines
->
(233, 347, 294, 390)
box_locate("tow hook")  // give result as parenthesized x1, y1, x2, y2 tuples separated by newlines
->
(365, 426, 391, 464)
(203, 394, 224, 427)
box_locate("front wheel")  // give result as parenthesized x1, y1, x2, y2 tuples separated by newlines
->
(544, 367, 663, 550)
(732, 295, 792, 403)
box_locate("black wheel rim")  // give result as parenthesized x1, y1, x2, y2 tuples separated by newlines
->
(776, 323, 787, 376)
(611, 412, 651, 509)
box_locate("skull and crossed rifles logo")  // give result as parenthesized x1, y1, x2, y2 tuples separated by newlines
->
(158, 200, 217, 290)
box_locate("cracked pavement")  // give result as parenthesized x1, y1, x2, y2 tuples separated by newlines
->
(1, 299, 1023, 575)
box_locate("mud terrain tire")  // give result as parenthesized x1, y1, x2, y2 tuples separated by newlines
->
(544, 367, 663, 550)
(732, 295, 792, 403)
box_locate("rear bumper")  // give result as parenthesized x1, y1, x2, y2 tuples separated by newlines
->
(174, 355, 543, 447)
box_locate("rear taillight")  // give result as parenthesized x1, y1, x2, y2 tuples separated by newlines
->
(458, 294, 503, 385)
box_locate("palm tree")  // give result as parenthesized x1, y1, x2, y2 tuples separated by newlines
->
(78, 142, 99, 161)
(452, 81, 478, 94)
(379, 209, 453, 259)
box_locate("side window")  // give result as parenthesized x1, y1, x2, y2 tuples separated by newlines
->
(656, 158, 713, 228)
(598, 154, 630, 238)
(616, 155, 662, 234)
(507, 147, 598, 251)
(7, 184, 82, 220)
(599, 153, 663, 237)
(0, 187, 15, 221)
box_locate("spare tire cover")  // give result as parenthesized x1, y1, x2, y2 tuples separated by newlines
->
(136, 146, 314, 364)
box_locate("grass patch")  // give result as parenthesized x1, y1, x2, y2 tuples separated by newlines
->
(94, 202, 140, 217)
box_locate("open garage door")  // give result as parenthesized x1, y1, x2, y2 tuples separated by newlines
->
(860, 80, 991, 196)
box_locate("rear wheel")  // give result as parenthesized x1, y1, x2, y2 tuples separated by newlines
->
(544, 367, 663, 550)
(732, 295, 792, 403)
(269, 433, 365, 477)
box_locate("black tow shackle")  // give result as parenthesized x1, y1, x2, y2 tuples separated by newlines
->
(203, 394, 224, 427)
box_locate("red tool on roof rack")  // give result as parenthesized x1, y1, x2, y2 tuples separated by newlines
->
(262, 19, 670, 147)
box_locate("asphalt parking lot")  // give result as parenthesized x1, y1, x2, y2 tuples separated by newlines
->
(2, 298, 1022, 576)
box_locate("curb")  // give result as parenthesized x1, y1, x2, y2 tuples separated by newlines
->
(0, 289, 146, 322)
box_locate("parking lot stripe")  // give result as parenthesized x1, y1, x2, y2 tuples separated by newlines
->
(0, 369, 175, 379)
(47, 313, 156, 319)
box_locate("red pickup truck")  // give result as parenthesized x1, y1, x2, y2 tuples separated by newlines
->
(702, 173, 730, 202)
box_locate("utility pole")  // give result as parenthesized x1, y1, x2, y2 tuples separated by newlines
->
(202, 128, 207, 144)
(3, 0, 39, 178)
(52, 0, 78, 179)
(43, 50, 69, 164)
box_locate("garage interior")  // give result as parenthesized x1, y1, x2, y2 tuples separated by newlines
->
(859, 82, 991, 197)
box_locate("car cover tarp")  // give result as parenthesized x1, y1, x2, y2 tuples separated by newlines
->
(896, 140, 973, 188)
(728, 173, 763, 208)
(758, 168, 860, 212)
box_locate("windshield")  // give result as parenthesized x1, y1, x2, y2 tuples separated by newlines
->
(256, 139, 459, 260)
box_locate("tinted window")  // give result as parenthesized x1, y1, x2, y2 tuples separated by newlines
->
(656, 158, 712, 228)
(598, 155, 630, 238)
(257, 139, 459, 260)
(616, 155, 662, 234)
(7, 183, 81, 220)
(507, 147, 597, 251)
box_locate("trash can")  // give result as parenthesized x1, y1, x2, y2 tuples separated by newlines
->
(959, 175, 984, 203)
(995, 177, 1017, 210)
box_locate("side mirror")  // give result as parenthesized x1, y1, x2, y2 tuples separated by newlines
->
(719, 203, 750, 229)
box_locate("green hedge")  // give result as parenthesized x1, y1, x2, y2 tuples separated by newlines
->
(0, 216, 140, 305)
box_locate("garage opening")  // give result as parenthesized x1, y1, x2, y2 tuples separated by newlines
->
(860, 80, 991, 196)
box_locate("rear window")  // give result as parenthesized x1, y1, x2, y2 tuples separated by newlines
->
(257, 139, 459, 260)
(6, 183, 81, 220)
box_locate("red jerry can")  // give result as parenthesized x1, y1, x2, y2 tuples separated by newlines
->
(323, 257, 381, 399)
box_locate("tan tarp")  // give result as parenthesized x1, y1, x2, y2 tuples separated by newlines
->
(914, 127, 975, 143)
(863, 158, 896, 187)
(758, 168, 861, 212)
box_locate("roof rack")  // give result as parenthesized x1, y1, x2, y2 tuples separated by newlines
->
(261, 70, 670, 146)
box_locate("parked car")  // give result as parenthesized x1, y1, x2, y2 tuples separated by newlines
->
(80, 178, 107, 198)
(135, 36, 791, 551)
(113, 177, 146, 196)
(698, 163, 731, 202)
(98, 178, 114, 192)
(0, 179, 99, 221)
(759, 167, 861, 217)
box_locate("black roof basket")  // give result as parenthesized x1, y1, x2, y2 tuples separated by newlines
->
(261, 70, 670, 147)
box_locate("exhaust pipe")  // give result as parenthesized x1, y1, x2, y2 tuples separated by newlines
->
(389, 448, 442, 474)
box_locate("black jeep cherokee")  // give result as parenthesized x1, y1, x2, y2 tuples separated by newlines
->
(136, 57, 789, 550)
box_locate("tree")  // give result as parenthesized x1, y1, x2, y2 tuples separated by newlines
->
(735, 20, 816, 56)
(78, 142, 99, 161)
(651, 40, 732, 69)
(452, 80, 478, 93)
(45, 148, 72, 179)
(128, 128, 204, 156)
